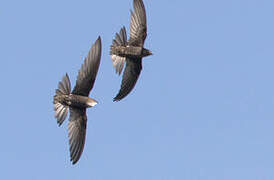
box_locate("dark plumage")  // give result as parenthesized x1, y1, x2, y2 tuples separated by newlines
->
(53, 36, 101, 164)
(110, 0, 152, 101)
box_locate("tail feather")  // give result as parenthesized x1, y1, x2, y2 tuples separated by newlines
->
(57, 73, 71, 95)
(110, 27, 127, 75)
(54, 73, 71, 126)
(113, 26, 127, 47)
(54, 102, 69, 126)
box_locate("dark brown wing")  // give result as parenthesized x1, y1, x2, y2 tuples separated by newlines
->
(113, 58, 142, 101)
(72, 36, 102, 96)
(128, 0, 147, 47)
(68, 107, 87, 164)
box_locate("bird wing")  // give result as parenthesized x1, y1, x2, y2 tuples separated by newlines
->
(72, 36, 102, 96)
(113, 58, 142, 101)
(68, 107, 87, 164)
(110, 27, 127, 75)
(129, 0, 147, 47)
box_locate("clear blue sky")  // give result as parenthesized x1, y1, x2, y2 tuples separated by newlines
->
(1, 0, 274, 179)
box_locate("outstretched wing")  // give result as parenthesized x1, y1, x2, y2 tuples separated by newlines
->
(113, 58, 142, 101)
(72, 36, 102, 96)
(68, 107, 87, 164)
(129, 0, 147, 46)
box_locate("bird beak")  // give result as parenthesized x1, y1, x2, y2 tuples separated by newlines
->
(87, 98, 98, 107)
(149, 51, 153, 55)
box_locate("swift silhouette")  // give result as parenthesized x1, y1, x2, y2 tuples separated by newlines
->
(110, 0, 152, 101)
(53, 37, 101, 164)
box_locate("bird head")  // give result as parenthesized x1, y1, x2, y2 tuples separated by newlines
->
(142, 48, 153, 57)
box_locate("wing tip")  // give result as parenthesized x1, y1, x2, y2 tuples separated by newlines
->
(92, 36, 101, 54)
(71, 158, 79, 165)
(96, 36, 101, 46)
(134, 0, 145, 9)
(113, 97, 120, 102)
(94, 36, 102, 53)
(113, 92, 125, 102)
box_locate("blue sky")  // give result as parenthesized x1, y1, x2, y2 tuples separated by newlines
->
(1, 0, 274, 179)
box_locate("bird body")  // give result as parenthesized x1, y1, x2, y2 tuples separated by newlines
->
(54, 94, 97, 109)
(111, 45, 151, 58)
(111, 45, 143, 57)
(110, 0, 152, 101)
(53, 36, 101, 164)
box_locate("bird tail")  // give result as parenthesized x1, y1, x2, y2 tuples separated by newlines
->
(110, 26, 127, 75)
(110, 26, 127, 51)
(53, 73, 71, 126)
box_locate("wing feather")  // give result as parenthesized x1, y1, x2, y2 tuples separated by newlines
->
(113, 58, 142, 101)
(68, 108, 87, 164)
(129, 0, 147, 46)
(72, 37, 102, 96)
